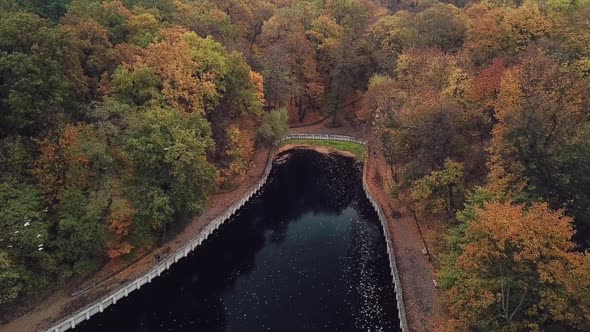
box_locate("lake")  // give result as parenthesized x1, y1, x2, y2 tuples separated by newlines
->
(74, 149, 400, 332)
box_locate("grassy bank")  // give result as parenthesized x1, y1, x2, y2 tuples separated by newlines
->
(280, 139, 366, 159)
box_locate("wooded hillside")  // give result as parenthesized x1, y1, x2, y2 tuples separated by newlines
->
(1, 0, 589, 330)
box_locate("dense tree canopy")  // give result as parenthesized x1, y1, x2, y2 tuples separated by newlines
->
(489, 53, 590, 232)
(0, 0, 589, 329)
(0, 0, 267, 307)
(363, 0, 590, 329)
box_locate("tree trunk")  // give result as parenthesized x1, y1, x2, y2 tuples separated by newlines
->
(298, 96, 305, 122)
(332, 86, 340, 126)
(160, 222, 167, 246)
(448, 183, 455, 217)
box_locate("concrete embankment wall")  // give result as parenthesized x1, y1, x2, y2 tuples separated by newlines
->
(46, 134, 408, 332)
(361, 165, 409, 332)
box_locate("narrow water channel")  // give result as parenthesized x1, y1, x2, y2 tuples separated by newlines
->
(74, 149, 400, 332)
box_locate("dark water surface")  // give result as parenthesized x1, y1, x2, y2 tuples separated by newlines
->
(74, 149, 400, 332)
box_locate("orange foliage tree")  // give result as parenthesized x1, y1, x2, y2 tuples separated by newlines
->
(441, 201, 590, 331)
(106, 186, 136, 259)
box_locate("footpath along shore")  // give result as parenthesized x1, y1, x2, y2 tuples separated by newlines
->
(1, 122, 442, 332)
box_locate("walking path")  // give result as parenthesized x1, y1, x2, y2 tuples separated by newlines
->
(364, 140, 442, 332)
(1, 121, 442, 332)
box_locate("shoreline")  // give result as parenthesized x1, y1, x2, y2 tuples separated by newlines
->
(1, 128, 441, 332)
(277, 143, 358, 159)
(43, 136, 373, 332)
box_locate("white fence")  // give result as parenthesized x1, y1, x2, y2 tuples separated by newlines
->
(45, 134, 407, 332)
(362, 168, 409, 332)
(281, 133, 368, 145)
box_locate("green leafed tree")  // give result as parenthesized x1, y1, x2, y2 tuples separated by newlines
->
(411, 159, 465, 216)
(256, 108, 289, 146)
(0, 52, 70, 136)
(111, 65, 162, 106)
(55, 188, 107, 276)
(0, 179, 51, 303)
(125, 107, 217, 240)
(0, 252, 21, 305)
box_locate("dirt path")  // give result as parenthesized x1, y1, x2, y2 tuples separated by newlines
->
(0, 148, 271, 332)
(364, 139, 442, 332)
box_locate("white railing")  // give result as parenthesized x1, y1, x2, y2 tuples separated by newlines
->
(46, 134, 407, 332)
(280, 133, 368, 146)
(362, 168, 409, 332)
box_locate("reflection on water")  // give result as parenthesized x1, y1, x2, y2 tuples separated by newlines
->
(74, 149, 400, 332)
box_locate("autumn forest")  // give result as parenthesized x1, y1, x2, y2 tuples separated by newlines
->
(0, 0, 589, 331)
